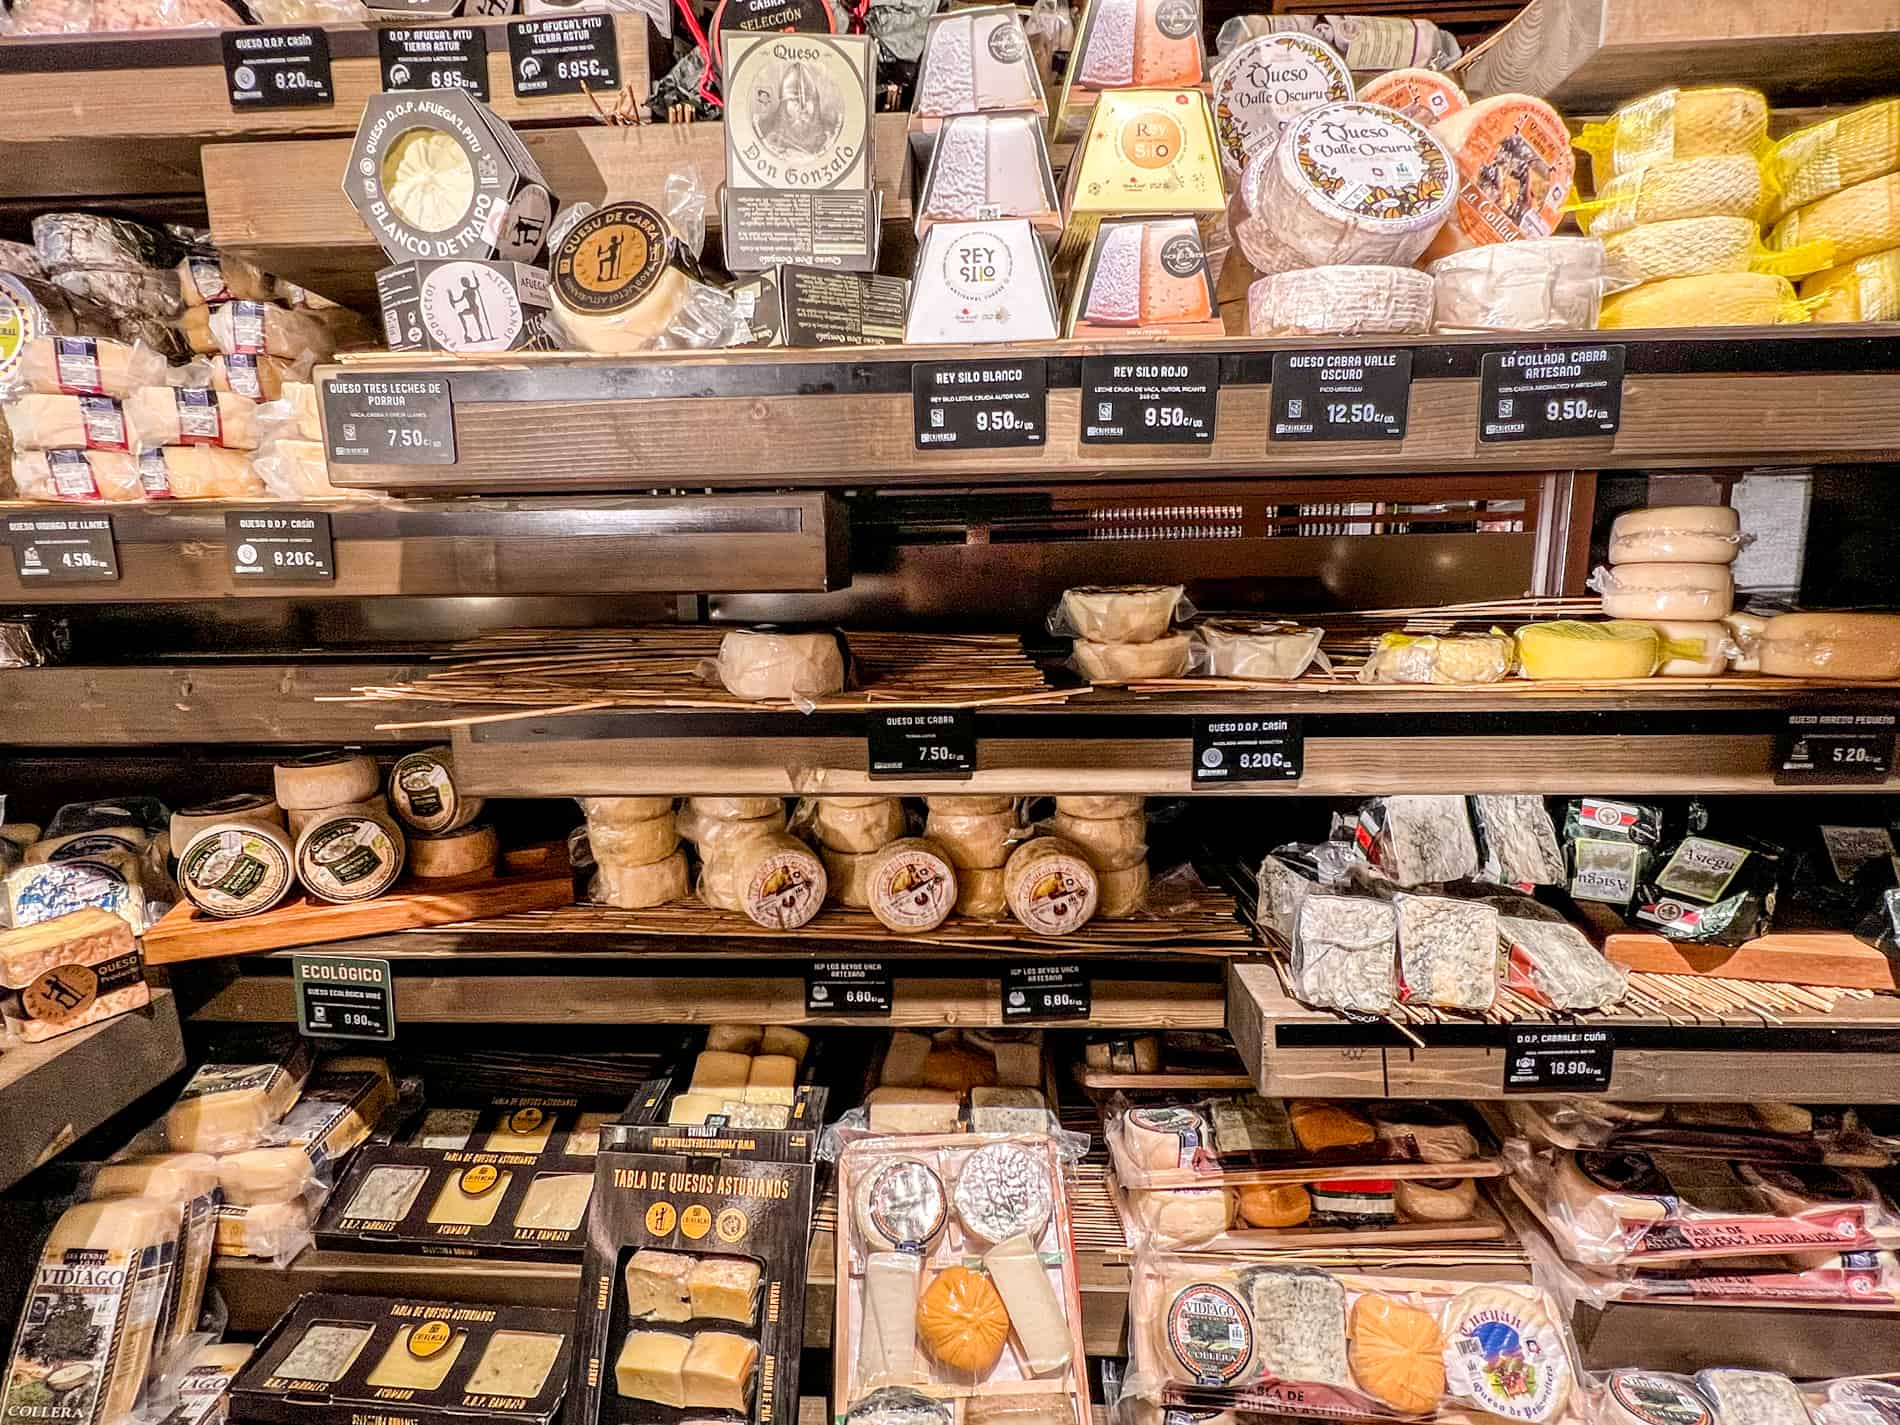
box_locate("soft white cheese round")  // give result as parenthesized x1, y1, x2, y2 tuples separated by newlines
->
(1597, 562, 1735, 621)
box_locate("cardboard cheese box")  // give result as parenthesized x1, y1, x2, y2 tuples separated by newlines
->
(377, 261, 559, 354)
(1058, 87, 1225, 269)
(1066, 214, 1222, 336)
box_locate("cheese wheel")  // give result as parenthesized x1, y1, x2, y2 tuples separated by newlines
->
(274, 751, 379, 811)
(1195, 619, 1326, 679)
(177, 822, 296, 920)
(1248, 264, 1434, 338)
(1120, 1105, 1211, 1172)
(1046, 810, 1146, 871)
(696, 849, 748, 913)
(820, 848, 876, 908)
(1588, 87, 1770, 182)
(1359, 67, 1467, 126)
(1598, 271, 1805, 330)
(1609, 506, 1745, 565)
(1369, 1105, 1477, 1163)
(387, 745, 483, 835)
(924, 809, 1017, 870)
(1208, 33, 1353, 176)
(1057, 584, 1183, 643)
(171, 794, 283, 848)
(1097, 861, 1150, 919)
(1759, 612, 1900, 680)
(916, 1265, 1009, 1373)
(408, 824, 499, 879)
(1422, 94, 1574, 262)
(808, 798, 906, 854)
(1442, 1287, 1571, 1421)
(926, 794, 1013, 815)
(1128, 1186, 1232, 1247)
(676, 810, 783, 861)
(589, 816, 680, 867)
(1395, 1176, 1478, 1221)
(1644, 620, 1730, 676)
(954, 866, 1006, 919)
(1056, 795, 1144, 819)
(684, 796, 785, 823)
(1349, 1294, 1446, 1414)
(577, 796, 676, 826)
(1003, 836, 1099, 936)
(287, 796, 388, 839)
(715, 628, 846, 702)
(1428, 236, 1606, 332)
(1769, 171, 1900, 267)
(1584, 154, 1766, 238)
(295, 811, 405, 904)
(728, 832, 827, 930)
(1072, 634, 1192, 682)
(1600, 215, 1764, 286)
(1235, 1182, 1311, 1228)
(866, 838, 958, 934)
(595, 849, 690, 908)
(1803, 248, 1900, 321)
(1515, 621, 1664, 680)
(1597, 563, 1735, 621)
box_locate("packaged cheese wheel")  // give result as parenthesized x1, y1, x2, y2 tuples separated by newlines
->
(295, 810, 405, 904)
(808, 798, 906, 854)
(1395, 1176, 1479, 1221)
(1046, 809, 1146, 870)
(1598, 271, 1806, 329)
(1194, 619, 1325, 678)
(1769, 171, 1900, 268)
(1072, 633, 1192, 682)
(178, 822, 297, 919)
(549, 203, 709, 353)
(866, 837, 958, 933)
(10, 449, 146, 502)
(0, 910, 148, 1042)
(684, 796, 785, 823)
(1128, 1185, 1232, 1247)
(1583, 154, 1766, 238)
(927, 794, 1013, 815)
(1769, 98, 1900, 221)
(214, 1196, 310, 1259)
(1209, 33, 1353, 176)
(275, 751, 380, 811)
(1247, 264, 1433, 337)
(1358, 67, 1467, 126)
(387, 745, 482, 835)
(1429, 236, 1606, 332)
(1097, 860, 1150, 918)
(171, 793, 283, 847)
(954, 866, 1006, 919)
(1600, 216, 1805, 289)
(1596, 563, 1735, 621)
(917, 1265, 1009, 1373)
(579, 796, 677, 825)
(924, 809, 1017, 870)
(1514, 621, 1664, 680)
(714, 627, 846, 702)
(595, 849, 690, 908)
(1609, 505, 1746, 565)
(1758, 612, 1900, 680)
(1421, 94, 1574, 262)
(15, 336, 168, 399)
(1057, 584, 1184, 643)
(89, 1152, 220, 1203)
(1121, 1104, 1210, 1171)
(696, 850, 748, 912)
(1056, 795, 1145, 819)
(408, 824, 500, 879)
(728, 832, 827, 929)
(820, 848, 876, 908)
(287, 795, 388, 839)
(1641, 620, 1730, 676)
(1003, 835, 1100, 936)
(1236, 1181, 1311, 1227)
(589, 816, 680, 867)
(1802, 248, 1900, 322)
(1578, 87, 1770, 184)
(1442, 1286, 1572, 1421)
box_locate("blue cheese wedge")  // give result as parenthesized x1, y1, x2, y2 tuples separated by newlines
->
(1243, 1267, 1349, 1386)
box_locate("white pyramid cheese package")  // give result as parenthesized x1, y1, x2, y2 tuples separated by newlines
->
(1429, 236, 1605, 332)
(1059, 88, 1226, 266)
(1420, 94, 1574, 263)
(1056, 0, 1204, 138)
(1247, 264, 1432, 337)
(1209, 33, 1352, 177)
(916, 112, 1061, 246)
(909, 6, 1047, 158)
(1067, 216, 1220, 336)
(905, 219, 1059, 343)
(1358, 67, 1467, 126)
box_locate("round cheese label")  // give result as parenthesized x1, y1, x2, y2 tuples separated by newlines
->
(180, 826, 295, 919)
(298, 815, 403, 904)
(392, 750, 465, 832)
(1164, 1282, 1253, 1385)
(1441, 97, 1573, 246)
(936, 225, 1017, 305)
(418, 263, 525, 355)
(725, 35, 868, 191)
(740, 847, 826, 929)
(0, 275, 38, 382)
(460, 1164, 501, 1197)
(1606, 1372, 1714, 1425)
(867, 847, 955, 931)
(1443, 1288, 1572, 1422)
(23, 964, 98, 1024)
(1007, 851, 1097, 936)
(407, 1321, 454, 1360)
(508, 1106, 546, 1136)
(551, 203, 673, 317)
(1116, 106, 1184, 169)
(1286, 102, 1452, 227)
(1211, 34, 1352, 174)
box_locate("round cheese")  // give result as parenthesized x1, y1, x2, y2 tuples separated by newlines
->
(589, 815, 680, 867)
(952, 1141, 1053, 1245)
(1155, 1277, 1254, 1388)
(1072, 634, 1192, 682)
(1770, 170, 1900, 267)
(866, 838, 958, 934)
(808, 798, 906, 854)
(1599, 271, 1804, 329)
(577, 796, 676, 826)
(295, 811, 406, 904)
(549, 202, 701, 354)
(177, 822, 297, 920)
(1098, 861, 1150, 919)
(1395, 1176, 1478, 1221)
(288, 795, 388, 839)
(1759, 612, 1900, 680)
(1235, 1182, 1310, 1227)
(924, 809, 1017, 871)
(954, 866, 1006, 919)
(408, 824, 499, 879)
(820, 848, 876, 908)
(1046, 810, 1146, 871)
(1609, 506, 1745, 565)
(1247, 264, 1433, 337)
(1120, 1104, 1210, 1173)
(171, 794, 283, 848)
(1724, 611, 1771, 672)
(1802, 248, 1900, 321)
(274, 751, 379, 811)
(1349, 1294, 1446, 1413)
(1359, 67, 1467, 126)
(1597, 563, 1735, 621)
(728, 832, 827, 930)
(853, 1155, 948, 1251)
(1584, 154, 1767, 238)
(1515, 621, 1664, 680)
(1055, 795, 1145, 819)
(714, 628, 847, 703)
(696, 848, 748, 913)
(382, 128, 476, 232)
(1644, 620, 1730, 676)
(1599, 1371, 1715, 1425)
(1209, 33, 1353, 176)
(1442, 1286, 1571, 1421)
(1195, 619, 1325, 679)
(1429, 236, 1606, 332)
(1003, 836, 1100, 936)
(1601, 215, 1761, 287)
(1421, 94, 1573, 262)
(387, 745, 482, 835)
(1057, 584, 1183, 644)
(1128, 1185, 1231, 1247)
(917, 1265, 1009, 1373)
(926, 794, 1013, 815)
(684, 796, 786, 823)
(595, 849, 689, 908)
(1587, 87, 1770, 183)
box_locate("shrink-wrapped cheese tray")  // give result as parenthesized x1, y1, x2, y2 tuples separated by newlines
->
(610, 1021, 828, 1160)
(1487, 1099, 1891, 1167)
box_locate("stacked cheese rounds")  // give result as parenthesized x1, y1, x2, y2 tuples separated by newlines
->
(678, 796, 787, 915)
(1003, 835, 1100, 936)
(924, 795, 1017, 920)
(1058, 584, 1191, 683)
(1771, 100, 1900, 323)
(579, 796, 688, 910)
(271, 750, 407, 907)
(1047, 794, 1148, 919)
(390, 746, 497, 880)
(802, 798, 957, 934)
(1596, 509, 1743, 669)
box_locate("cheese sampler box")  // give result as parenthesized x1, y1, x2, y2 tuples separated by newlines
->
(229, 1295, 573, 1425)
(569, 1148, 815, 1425)
(1066, 214, 1222, 336)
(908, 5, 1048, 162)
(1054, 0, 1206, 141)
(611, 1022, 828, 1162)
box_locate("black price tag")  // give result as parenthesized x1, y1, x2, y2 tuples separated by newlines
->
(294, 955, 396, 1042)
(1270, 350, 1411, 441)
(378, 26, 489, 100)
(507, 14, 619, 97)
(1505, 1025, 1613, 1093)
(1776, 711, 1897, 785)
(1080, 354, 1217, 444)
(322, 374, 457, 465)
(913, 359, 1046, 450)
(5, 513, 118, 583)
(223, 28, 334, 108)
(1002, 963, 1090, 1021)
(805, 960, 892, 1015)
(869, 709, 975, 779)
(227, 511, 335, 582)
(1479, 344, 1625, 442)
(1191, 715, 1302, 785)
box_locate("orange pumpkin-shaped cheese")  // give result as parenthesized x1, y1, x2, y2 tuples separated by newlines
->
(1289, 1100, 1376, 1151)
(1349, 1293, 1445, 1413)
(1236, 1182, 1312, 1228)
(916, 1266, 1010, 1374)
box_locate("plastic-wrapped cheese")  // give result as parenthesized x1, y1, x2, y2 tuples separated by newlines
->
(6, 394, 131, 452)
(1003, 835, 1100, 936)
(589, 815, 679, 867)
(1595, 562, 1735, 621)
(1208, 33, 1353, 176)
(123, 386, 260, 452)
(595, 850, 689, 908)
(683, 796, 783, 823)
(143, 446, 263, 500)
(1803, 249, 1900, 322)
(548, 203, 711, 354)
(1358, 67, 1466, 126)
(11, 450, 146, 502)
(15, 336, 167, 398)
(1194, 619, 1325, 679)
(1057, 584, 1182, 643)
(1247, 265, 1433, 337)
(1758, 612, 1900, 680)
(0, 909, 148, 1042)
(1583, 154, 1766, 237)
(1059, 795, 1144, 818)
(1072, 634, 1192, 682)
(727, 832, 827, 929)
(1420, 94, 1573, 262)
(715, 628, 846, 702)
(1601, 216, 1778, 287)
(1599, 272, 1806, 329)
(1046, 810, 1146, 870)
(808, 798, 906, 854)
(1128, 1185, 1231, 1246)
(1609, 506, 1746, 565)
(1769, 172, 1900, 267)
(214, 1197, 310, 1259)
(217, 1146, 314, 1206)
(1724, 611, 1771, 672)
(1768, 99, 1900, 221)
(1642, 621, 1730, 676)
(1514, 621, 1663, 681)
(865, 837, 958, 933)
(582, 796, 676, 826)
(1577, 87, 1770, 183)
(1428, 236, 1605, 332)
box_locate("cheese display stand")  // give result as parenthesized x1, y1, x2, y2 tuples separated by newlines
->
(8, 0, 1900, 1423)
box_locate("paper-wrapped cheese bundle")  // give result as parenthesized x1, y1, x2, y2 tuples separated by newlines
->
(580, 795, 687, 910)
(1054, 584, 1192, 684)
(715, 627, 847, 703)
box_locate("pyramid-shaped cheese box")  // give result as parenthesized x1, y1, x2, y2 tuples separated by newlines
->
(1054, 0, 1205, 140)
(916, 111, 1062, 247)
(1065, 214, 1221, 336)
(1057, 87, 1224, 269)
(907, 5, 1048, 162)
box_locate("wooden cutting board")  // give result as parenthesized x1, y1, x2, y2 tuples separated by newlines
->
(143, 843, 574, 965)
(1578, 902, 1900, 990)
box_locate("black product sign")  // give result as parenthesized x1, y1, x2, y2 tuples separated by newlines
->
(1504, 1024, 1613, 1093)
(322, 375, 457, 465)
(1775, 711, 1898, 786)
(227, 511, 335, 582)
(1080, 355, 1217, 444)
(1270, 350, 1411, 441)
(1191, 715, 1302, 785)
(805, 960, 892, 1015)
(295, 954, 396, 1042)
(913, 360, 1047, 450)
(869, 709, 975, 778)
(1002, 963, 1090, 1021)
(1479, 344, 1625, 442)
(223, 28, 334, 108)
(5, 513, 118, 583)
(378, 27, 490, 100)
(508, 14, 620, 97)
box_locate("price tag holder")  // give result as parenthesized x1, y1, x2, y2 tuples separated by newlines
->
(1269, 350, 1411, 441)
(5, 513, 119, 583)
(1505, 1025, 1613, 1093)
(1775, 711, 1897, 785)
(1002, 963, 1090, 1022)
(227, 511, 335, 583)
(378, 26, 489, 100)
(912, 359, 1047, 450)
(1479, 344, 1625, 441)
(507, 15, 619, 98)
(1080, 354, 1217, 444)
(805, 961, 893, 1016)
(1191, 715, 1302, 785)
(869, 709, 975, 779)
(294, 954, 396, 1042)
(322, 374, 457, 465)
(223, 28, 334, 108)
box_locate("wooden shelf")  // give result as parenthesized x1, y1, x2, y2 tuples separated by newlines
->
(0, 493, 847, 603)
(0, 16, 662, 202)
(313, 330, 1900, 493)
(205, 114, 916, 308)
(1600, 926, 1900, 992)
(0, 990, 184, 1191)
(1226, 961, 1900, 1103)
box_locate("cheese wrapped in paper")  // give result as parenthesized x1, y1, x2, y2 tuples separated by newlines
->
(715, 628, 846, 702)
(1429, 237, 1604, 332)
(1193, 619, 1324, 679)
